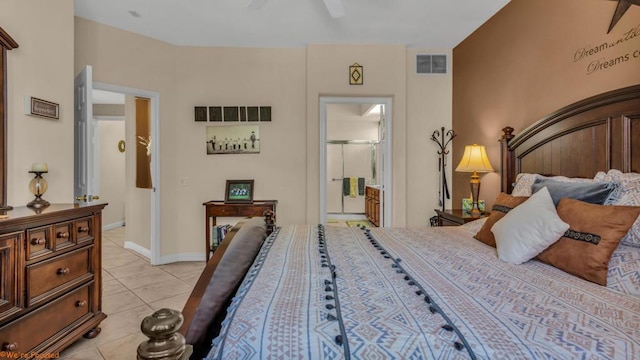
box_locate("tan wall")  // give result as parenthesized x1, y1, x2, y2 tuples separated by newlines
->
(452, 0, 640, 209)
(406, 48, 454, 224)
(124, 95, 151, 250)
(306, 44, 409, 226)
(97, 120, 125, 226)
(327, 103, 380, 140)
(2, 5, 453, 260)
(1, 0, 75, 206)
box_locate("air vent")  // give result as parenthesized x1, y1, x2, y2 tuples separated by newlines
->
(416, 55, 447, 74)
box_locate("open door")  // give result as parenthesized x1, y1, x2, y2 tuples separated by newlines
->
(74, 65, 99, 203)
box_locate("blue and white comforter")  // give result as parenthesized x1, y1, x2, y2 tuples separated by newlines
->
(207, 224, 640, 359)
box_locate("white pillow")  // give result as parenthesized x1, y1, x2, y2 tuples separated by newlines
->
(492, 187, 569, 264)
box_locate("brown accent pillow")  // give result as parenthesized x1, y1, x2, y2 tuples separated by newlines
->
(536, 198, 640, 285)
(185, 217, 267, 349)
(474, 193, 529, 247)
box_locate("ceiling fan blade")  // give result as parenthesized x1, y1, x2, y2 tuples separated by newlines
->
(247, 0, 269, 9)
(323, 0, 346, 18)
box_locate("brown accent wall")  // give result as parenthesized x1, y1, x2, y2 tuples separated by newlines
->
(452, 0, 640, 210)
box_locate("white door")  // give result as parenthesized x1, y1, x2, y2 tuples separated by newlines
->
(326, 144, 343, 213)
(74, 65, 98, 203)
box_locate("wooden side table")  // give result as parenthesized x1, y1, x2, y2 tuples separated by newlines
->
(435, 209, 487, 226)
(203, 200, 277, 261)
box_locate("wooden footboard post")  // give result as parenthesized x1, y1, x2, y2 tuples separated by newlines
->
(500, 126, 515, 194)
(137, 308, 193, 360)
(264, 209, 275, 235)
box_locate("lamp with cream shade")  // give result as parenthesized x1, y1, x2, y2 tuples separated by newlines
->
(455, 144, 494, 216)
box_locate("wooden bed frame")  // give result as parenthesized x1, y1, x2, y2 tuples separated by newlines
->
(500, 84, 640, 193)
(137, 212, 275, 360)
(134, 85, 640, 360)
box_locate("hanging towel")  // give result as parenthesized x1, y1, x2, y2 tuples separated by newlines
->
(349, 177, 358, 198)
(343, 178, 350, 196)
(358, 178, 365, 196)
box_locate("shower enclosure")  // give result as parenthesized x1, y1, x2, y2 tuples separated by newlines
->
(326, 140, 379, 215)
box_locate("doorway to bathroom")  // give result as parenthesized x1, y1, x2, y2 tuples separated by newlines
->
(320, 97, 392, 227)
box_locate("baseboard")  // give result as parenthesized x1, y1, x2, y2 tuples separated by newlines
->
(158, 253, 206, 264)
(124, 241, 151, 259)
(103, 220, 125, 231)
(123, 242, 205, 264)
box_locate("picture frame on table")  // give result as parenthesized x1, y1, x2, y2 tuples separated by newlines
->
(225, 179, 254, 203)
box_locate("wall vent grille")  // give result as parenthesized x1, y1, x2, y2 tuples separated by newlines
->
(416, 54, 447, 74)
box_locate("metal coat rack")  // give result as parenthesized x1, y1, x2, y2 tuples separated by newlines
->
(430, 127, 456, 212)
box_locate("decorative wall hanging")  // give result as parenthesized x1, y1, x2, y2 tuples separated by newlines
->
(195, 106, 272, 122)
(608, 0, 639, 33)
(349, 63, 363, 85)
(24, 96, 59, 119)
(430, 127, 457, 212)
(206, 125, 259, 154)
(195, 106, 207, 121)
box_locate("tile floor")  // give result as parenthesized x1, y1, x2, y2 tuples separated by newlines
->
(59, 227, 205, 359)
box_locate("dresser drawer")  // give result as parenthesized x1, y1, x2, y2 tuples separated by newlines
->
(75, 216, 94, 244)
(25, 226, 52, 260)
(53, 222, 74, 250)
(26, 247, 93, 307)
(0, 284, 90, 358)
(0, 233, 23, 324)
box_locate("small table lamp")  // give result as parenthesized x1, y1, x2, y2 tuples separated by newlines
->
(455, 144, 494, 216)
(27, 162, 50, 209)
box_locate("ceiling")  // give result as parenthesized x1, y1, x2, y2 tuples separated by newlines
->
(74, 0, 510, 49)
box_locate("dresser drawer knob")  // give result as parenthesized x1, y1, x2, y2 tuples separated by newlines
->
(31, 237, 45, 245)
(76, 300, 87, 308)
(78, 226, 89, 233)
(2, 342, 18, 351)
(57, 231, 70, 239)
(57, 267, 70, 275)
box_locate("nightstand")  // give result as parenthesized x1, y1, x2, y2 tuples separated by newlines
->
(435, 209, 487, 226)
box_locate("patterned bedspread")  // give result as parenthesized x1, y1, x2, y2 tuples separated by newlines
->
(206, 224, 640, 359)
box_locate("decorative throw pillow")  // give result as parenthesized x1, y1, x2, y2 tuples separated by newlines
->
(492, 187, 569, 265)
(185, 217, 267, 347)
(460, 217, 487, 236)
(474, 193, 529, 247)
(607, 245, 640, 297)
(511, 173, 596, 197)
(511, 173, 539, 196)
(531, 178, 618, 206)
(596, 169, 640, 248)
(536, 198, 640, 285)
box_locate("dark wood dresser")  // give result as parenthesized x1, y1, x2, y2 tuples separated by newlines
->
(0, 203, 107, 359)
(364, 186, 381, 227)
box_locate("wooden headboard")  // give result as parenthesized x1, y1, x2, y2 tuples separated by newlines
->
(500, 85, 640, 194)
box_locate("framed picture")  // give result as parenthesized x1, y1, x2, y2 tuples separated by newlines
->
(206, 125, 259, 154)
(194, 106, 208, 121)
(225, 179, 254, 203)
(26, 97, 59, 119)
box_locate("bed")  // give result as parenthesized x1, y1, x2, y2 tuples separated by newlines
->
(137, 85, 640, 360)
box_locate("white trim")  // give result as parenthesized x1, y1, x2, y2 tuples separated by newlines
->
(319, 96, 393, 227)
(103, 221, 125, 231)
(124, 241, 151, 259)
(93, 82, 162, 265)
(158, 253, 206, 264)
(94, 116, 125, 121)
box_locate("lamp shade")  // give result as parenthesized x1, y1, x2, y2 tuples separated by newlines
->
(455, 144, 494, 173)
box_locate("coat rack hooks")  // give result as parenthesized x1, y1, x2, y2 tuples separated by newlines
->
(430, 127, 456, 212)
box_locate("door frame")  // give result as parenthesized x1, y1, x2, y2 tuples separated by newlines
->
(319, 96, 392, 226)
(93, 82, 162, 265)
